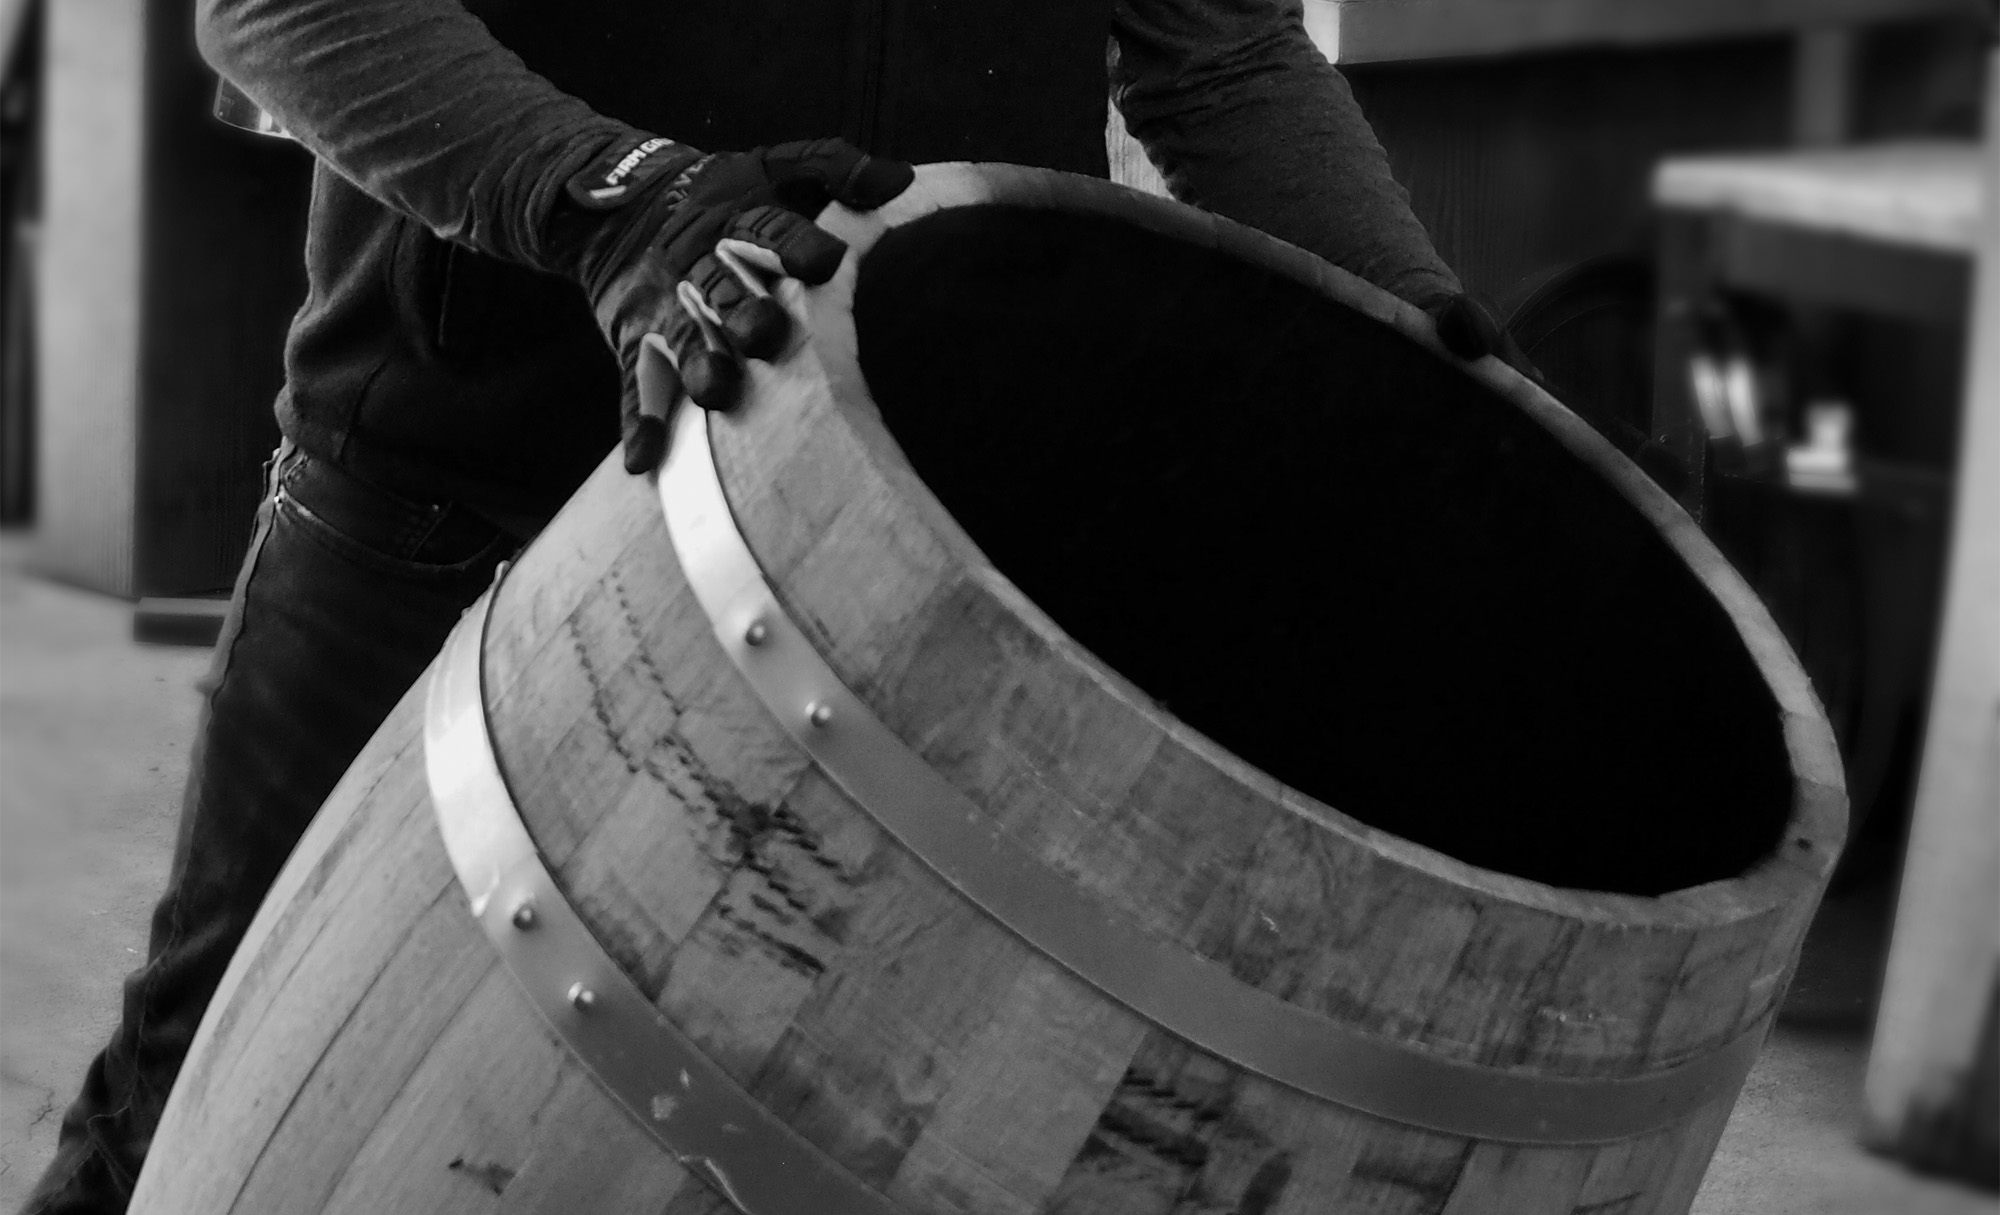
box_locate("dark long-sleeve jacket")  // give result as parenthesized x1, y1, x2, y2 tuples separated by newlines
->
(199, 0, 1458, 532)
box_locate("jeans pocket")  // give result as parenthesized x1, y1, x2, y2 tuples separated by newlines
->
(274, 479, 513, 583)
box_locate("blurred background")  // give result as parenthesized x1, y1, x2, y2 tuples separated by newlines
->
(1, 0, 1995, 1209)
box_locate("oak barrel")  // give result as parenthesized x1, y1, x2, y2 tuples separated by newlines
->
(130, 164, 1845, 1215)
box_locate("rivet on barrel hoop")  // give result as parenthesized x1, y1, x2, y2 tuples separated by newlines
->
(510, 901, 537, 930)
(806, 702, 834, 728)
(744, 621, 770, 647)
(567, 982, 597, 1011)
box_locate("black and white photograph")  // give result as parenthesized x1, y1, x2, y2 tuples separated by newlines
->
(0, 0, 1994, 1211)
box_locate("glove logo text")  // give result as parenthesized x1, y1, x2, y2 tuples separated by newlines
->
(589, 137, 677, 203)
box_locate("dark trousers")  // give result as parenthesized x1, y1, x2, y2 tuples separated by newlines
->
(22, 445, 517, 1214)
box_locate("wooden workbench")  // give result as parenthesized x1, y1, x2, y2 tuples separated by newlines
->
(1655, 141, 1985, 256)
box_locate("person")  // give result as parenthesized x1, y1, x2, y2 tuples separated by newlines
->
(22, 0, 1503, 1209)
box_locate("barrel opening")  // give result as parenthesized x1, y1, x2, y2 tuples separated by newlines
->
(855, 205, 1793, 897)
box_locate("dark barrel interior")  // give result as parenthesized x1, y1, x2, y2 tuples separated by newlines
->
(854, 205, 1793, 896)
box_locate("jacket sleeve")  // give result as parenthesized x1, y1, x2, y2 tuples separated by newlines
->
(1109, 0, 1460, 308)
(196, 0, 644, 273)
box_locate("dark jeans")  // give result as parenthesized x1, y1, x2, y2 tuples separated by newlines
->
(22, 445, 517, 1214)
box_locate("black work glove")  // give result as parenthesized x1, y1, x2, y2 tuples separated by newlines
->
(1424, 291, 1688, 497)
(562, 136, 915, 473)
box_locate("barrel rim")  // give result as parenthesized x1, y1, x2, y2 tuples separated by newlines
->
(713, 161, 1845, 935)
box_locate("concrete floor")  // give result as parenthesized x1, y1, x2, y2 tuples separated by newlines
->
(0, 538, 205, 1207)
(0, 531, 1993, 1213)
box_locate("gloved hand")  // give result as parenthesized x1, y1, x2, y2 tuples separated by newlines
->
(1424, 291, 1688, 497)
(563, 136, 915, 473)
(1425, 291, 1518, 367)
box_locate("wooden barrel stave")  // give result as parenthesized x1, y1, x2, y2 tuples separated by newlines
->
(130, 165, 1843, 1215)
(136, 504, 1766, 1215)
(471, 461, 1771, 1210)
(235, 893, 497, 1213)
(140, 689, 701, 1214)
(138, 695, 471, 1210)
(315, 972, 687, 1215)
(321, 966, 558, 1215)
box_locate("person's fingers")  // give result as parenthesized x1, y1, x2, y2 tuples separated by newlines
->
(686, 251, 750, 315)
(763, 139, 915, 210)
(672, 281, 746, 411)
(728, 205, 849, 285)
(1415, 290, 1687, 491)
(833, 154, 915, 208)
(619, 383, 660, 474)
(1429, 294, 1498, 362)
(716, 238, 784, 277)
(655, 288, 707, 367)
(683, 347, 743, 410)
(621, 335, 683, 474)
(760, 139, 860, 214)
(688, 248, 789, 359)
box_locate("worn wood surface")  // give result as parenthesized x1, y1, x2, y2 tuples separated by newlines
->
(131, 165, 1843, 1215)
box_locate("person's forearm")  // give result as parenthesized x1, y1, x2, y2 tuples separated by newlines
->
(197, 0, 640, 271)
(1112, 0, 1459, 307)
